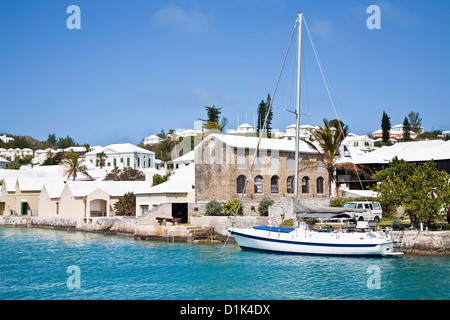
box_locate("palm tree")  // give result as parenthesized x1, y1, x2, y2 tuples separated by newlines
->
(62, 151, 90, 181)
(303, 118, 348, 196)
(96, 151, 106, 169)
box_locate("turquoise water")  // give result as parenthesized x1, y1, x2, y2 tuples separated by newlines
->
(0, 227, 449, 300)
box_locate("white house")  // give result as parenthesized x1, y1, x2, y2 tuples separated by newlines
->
(143, 135, 162, 146)
(84, 143, 156, 170)
(0, 156, 8, 168)
(0, 134, 14, 144)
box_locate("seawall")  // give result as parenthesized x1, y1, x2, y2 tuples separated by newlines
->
(1, 216, 450, 254)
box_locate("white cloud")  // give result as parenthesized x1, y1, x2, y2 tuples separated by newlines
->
(151, 4, 212, 37)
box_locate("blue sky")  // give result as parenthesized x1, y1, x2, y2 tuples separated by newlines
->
(1, 0, 449, 146)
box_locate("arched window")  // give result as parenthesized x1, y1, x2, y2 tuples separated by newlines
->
(113, 158, 117, 167)
(317, 177, 324, 194)
(127, 158, 130, 167)
(271, 176, 279, 193)
(287, 176, 294, 194)
(301, 156, 310, 161)
(254, 176, 263, 193)
(286, 156, 295, 171)
(237, 175, 246, 194)
(270, 155, 279, 171)
(302, 176, 310, 194)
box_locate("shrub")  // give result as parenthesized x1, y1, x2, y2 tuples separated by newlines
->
(114, 192, 136, 216)
(223, 199, 244, 216)
(205, 200, 224, 216)
(258, 198, 275, 216)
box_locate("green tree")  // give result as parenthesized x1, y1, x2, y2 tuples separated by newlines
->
(402, 117, 411, 141)
(62, 151, 90, 181)
(200, 105, 228, 133)
(304, 118, 349, 196)
(47, 133, 57, 147)
(152, 172, 172, 186)
(381, 111, 391, 144)
(57, 135, 77, 149)
(371, 157, 450, 228)
(256, 94, 273, 136)
(104, 167, 145, 181)
(408, 111, 422, 134)
(114, 192, 136, 216)
(96, 151, 107, 169)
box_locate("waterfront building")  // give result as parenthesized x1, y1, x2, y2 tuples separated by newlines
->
(135, 163, 195, 221)
(194, 133, 329, 203)
(39, 180, 152, 218)
(0, 177, 64, 216)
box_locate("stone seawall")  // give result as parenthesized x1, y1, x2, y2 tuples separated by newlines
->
(1, 216, 449, 254)
(391, 230, 450, 255)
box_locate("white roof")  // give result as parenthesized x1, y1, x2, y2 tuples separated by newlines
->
(86, 143, 154, 156)
(0, 156, 9, 163)
(42, 180, 66, 198)
(171, 150, 195, 163)
(199, 133, 318, 154)
(16, 177, 65, 192)
(351, 140, 450, 164)
(139, 163, 194, 194)
(238, 123, 253, 128)
(65, 180, 152, 197)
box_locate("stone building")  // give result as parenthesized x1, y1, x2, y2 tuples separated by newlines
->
(194, 134, 329, 202)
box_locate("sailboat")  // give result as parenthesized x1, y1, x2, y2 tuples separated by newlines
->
(227, 13, 401, 257)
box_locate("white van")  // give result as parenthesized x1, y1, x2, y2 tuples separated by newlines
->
(342, 201, 383, 222)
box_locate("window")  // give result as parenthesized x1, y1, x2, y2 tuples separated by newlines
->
(316, 158, 325, 172)
(270, 156, 279, 171)
(127, 158, 130, 167)
(271, 176, 279, 193)
(237, 175, 246, 194)
(255, 154, 264, 169)
(113, 158, 117, 167)
(316, 177, 324, 194)
(302, 176, 310, 194)
(286, 156, 295, 171)
(254, 176, 263, 193)
(301, 156, 310, 161)
(237, 152, 246, 169)
(287, 176, 294, 194)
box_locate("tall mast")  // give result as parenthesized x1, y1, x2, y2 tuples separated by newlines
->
(293, 13, 303, 197)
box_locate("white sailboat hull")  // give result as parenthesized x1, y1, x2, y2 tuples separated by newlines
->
(228, 226, 395, 256)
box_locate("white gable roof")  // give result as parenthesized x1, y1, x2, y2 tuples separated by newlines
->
(139, 163, 194, 194)
(198, 133, 318, 154)
(65, 180, 152, 197)
(351, 140, 450, 164)
(86, 143, 154, 156)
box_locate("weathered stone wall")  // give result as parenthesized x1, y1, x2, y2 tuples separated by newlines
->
(195, 136, 330, 202)
(391, 230, 450, 255)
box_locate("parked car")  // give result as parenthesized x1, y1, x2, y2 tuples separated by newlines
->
(342, 201, 383, 222)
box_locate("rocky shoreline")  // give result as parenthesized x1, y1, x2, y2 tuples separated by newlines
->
(1, 216, 449, 254)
